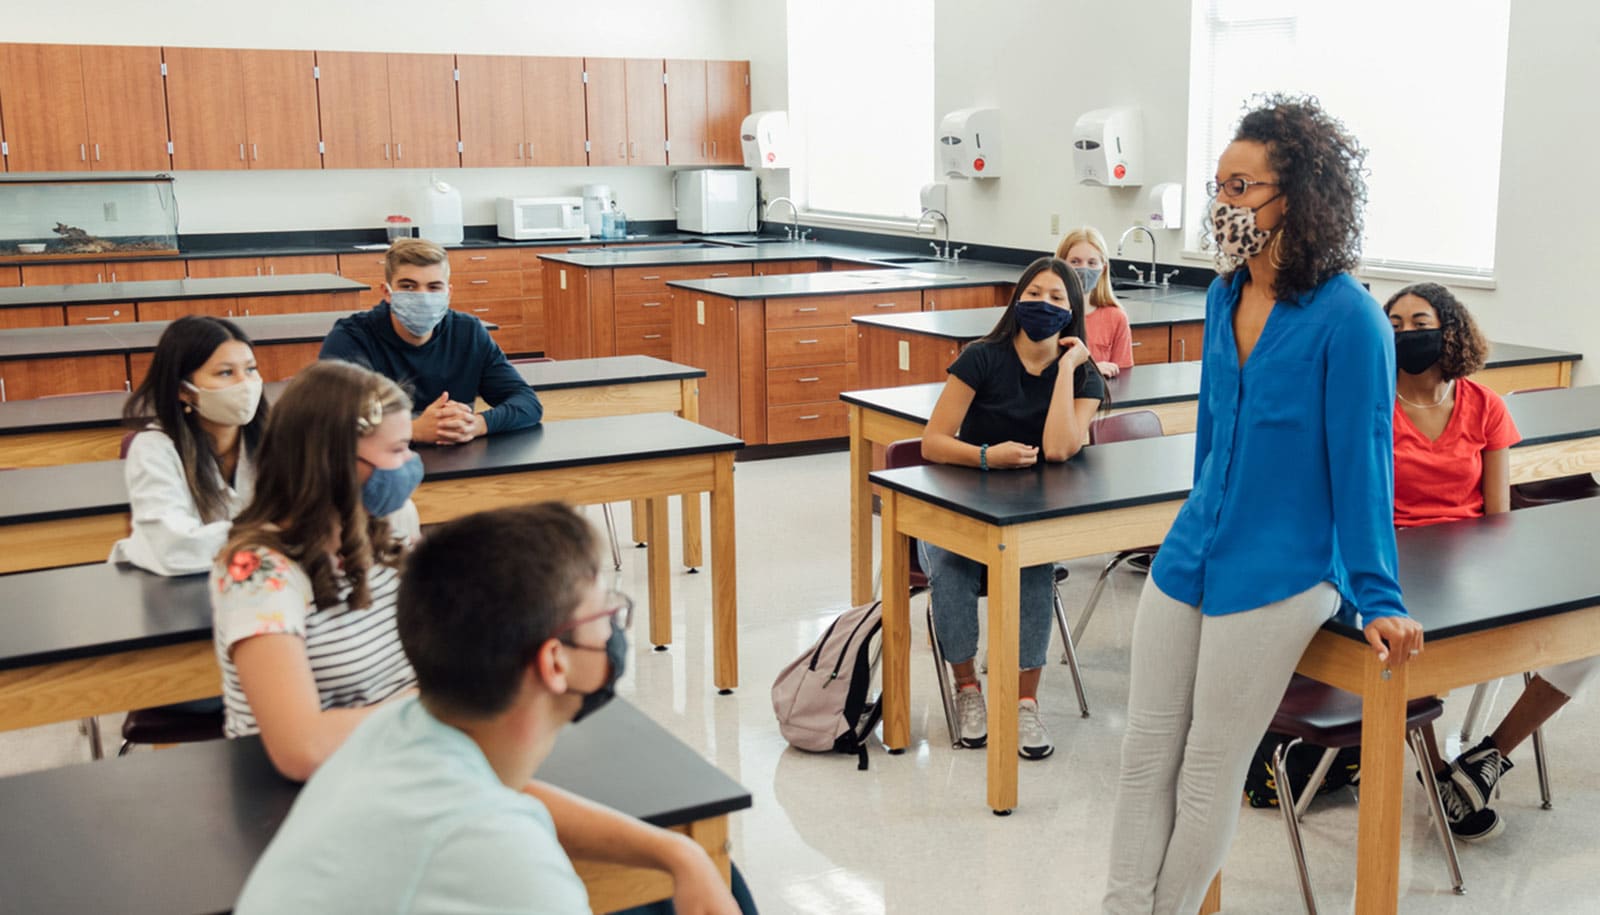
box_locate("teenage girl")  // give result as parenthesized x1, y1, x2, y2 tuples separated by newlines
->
(1056, 227, 1134, 377)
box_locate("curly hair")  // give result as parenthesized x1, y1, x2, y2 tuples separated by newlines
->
(1225, 93, 1368, 302)
(1382, 283, 1489, 380)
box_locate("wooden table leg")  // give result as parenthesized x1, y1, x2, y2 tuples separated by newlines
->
(849, 407, 874, 607)
(631, 499, 649, 546)
(1354, 654, 1407, 915)
(881, 489, 911, 751)
(985, 531, 1020, 814)
(709, 452, 739, 693)
(679, 378, 704, 570)
(646, 497, 672, 650)
(1198, 872, 1222, 914)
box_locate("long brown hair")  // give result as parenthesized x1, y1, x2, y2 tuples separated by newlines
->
(223, 361, 412, 611)
(123, 316, 268, 523)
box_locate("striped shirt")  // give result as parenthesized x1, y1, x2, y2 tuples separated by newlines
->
(212, 503, 420, 739)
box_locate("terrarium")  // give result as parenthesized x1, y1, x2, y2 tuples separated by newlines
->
(0, 176, 179, 261)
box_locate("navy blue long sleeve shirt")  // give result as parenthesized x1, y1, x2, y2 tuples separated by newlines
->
(319, 303, 543, 435)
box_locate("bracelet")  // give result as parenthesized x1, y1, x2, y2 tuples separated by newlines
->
(979, 444, 989, 471)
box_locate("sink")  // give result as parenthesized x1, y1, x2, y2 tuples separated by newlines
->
(877, 256, 948, 265)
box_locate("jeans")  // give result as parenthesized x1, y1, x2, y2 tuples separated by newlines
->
(919, 540, 1056, 671)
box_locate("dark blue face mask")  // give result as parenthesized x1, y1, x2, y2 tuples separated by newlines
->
(360, 452, 423, 517)
(1013, 298, 1073, 342)
(568, 619, 628, 724)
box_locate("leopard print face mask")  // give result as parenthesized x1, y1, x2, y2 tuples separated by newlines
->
(1209, 197, 1278, 272)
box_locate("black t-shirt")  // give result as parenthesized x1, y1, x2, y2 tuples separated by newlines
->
(947, 339, 1107, 447)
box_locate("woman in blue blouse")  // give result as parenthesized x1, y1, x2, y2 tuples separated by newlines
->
(1102, 95, 1425, 913)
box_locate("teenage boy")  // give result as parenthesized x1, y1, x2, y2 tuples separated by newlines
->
(321, 238, 542, 445)
(235, 503, 742, 914)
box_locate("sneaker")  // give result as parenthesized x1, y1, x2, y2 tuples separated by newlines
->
(1435, 775, 1506, 842)
(954, 685, 987, 748)
(1445, 737, 1514, 812)
(1017, 699, 1054, 760)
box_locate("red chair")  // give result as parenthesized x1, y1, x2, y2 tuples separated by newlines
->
(1070, 410, 1165, 647)
(884, 438, 1088, 748)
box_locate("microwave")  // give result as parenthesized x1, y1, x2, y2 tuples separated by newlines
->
(496, 197, 590, 241)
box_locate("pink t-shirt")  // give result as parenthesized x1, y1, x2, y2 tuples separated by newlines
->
(1085, 305, 1134, 368)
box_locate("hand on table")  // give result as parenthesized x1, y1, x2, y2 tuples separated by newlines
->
(1096, 360, 1121, 377)
(412, 392, 483, 445)
(1364, 615, 1425, 666)
(986, 441, 1039, 469)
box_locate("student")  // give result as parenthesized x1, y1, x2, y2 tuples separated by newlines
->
(1385, 282, 1600, 841)
(212, 360, 423, 781)
(1055, 227, 1134, 377)
(110, 315, 266, 575)
(320, 238, 543, 445)
(234, 503, 745, 915)
(1103, 95, 1422, 914)
(919, 256, 1106, 759)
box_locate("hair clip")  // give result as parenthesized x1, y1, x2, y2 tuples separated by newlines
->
(355, 396, 384, 434)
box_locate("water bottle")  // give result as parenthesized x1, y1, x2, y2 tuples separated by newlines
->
(614, 210, 628, 239)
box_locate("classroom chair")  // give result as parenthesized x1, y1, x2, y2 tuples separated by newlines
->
(883, 439, 1088, 748)
(1068, 410, 1165, 649)
(1268, 674, 1464, 912)
(117, 700, 225, 756)
(1505, 388, 1600, 509)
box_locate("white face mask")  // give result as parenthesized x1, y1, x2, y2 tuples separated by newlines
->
(1209, 197, 1279, 272)
(389, 290, 451, 337)
(184, 375, 263, 426)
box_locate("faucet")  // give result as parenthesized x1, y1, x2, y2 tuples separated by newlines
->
(764, 197, 801, 241)
(1117, 225, 1159, 288)
(917, 208, 951, 259)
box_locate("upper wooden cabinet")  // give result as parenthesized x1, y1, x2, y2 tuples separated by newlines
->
(667, 59, 749, 166)
(586, 58, 667, 167)
(240, 50, 323, 170)
(386, 53, 460, 169)
(706, 60, 750, 166)
(623, 59, 667, 166)
(0, 43, 169, 172)
(522, 57, 587, 166)
(457, 54, 524, 168)
(163, 47, 248, 170)
(319, 51, 458, 169)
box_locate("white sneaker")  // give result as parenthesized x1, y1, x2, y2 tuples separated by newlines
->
(955, 685, 987, 748)
(1018, 699, 1054, 760)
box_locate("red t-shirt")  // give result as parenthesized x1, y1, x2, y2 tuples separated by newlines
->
(1085, 304, 1134, 368)
(1393, 377, 1520, 528)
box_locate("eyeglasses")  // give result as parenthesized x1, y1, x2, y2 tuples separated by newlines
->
(550, 586, 634, 643)
(1206, 177, 1279, 200)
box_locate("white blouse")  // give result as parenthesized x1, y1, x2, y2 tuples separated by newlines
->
(108, 428, 256, 576)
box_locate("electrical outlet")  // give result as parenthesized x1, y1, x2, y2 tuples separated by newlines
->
(1049, 213, 1060, 234)
(104, 201, 118, 222)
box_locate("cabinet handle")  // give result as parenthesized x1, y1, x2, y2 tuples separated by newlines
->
(94, 143, 101, 161)
(396, 143, 403, 160)
(641, 274, 661, 280)
(798, 376, 820, 383)
(798, 414, 820, 421)
(711, 272, 731, 277)
(1130, 341, 1142, 347)
(470, 279, 489, 285)
(268, 265, 276, 275)
(874, 302, 898, 308)
(252, 143, 259, 161)
(1178, 339, 1186, 360)
(80, 144, 87, 161)
(109, 271, 117, 283)
(796, 307, 819, 313)
(618, 142, 625, 158)
(84, 315, 112, 322)
(242, 308, 251, 316)
(97, 272, 104, 284)
(384, 143, 391, 160)
(124, 380, 131, 392)
(630, 140, 638, 158)
(711, 140, 717, 158)
(1, 378, 7, 402)
(469, 255, 488, 261)
(472, 307, 490, 313)
(701, 141, 707, 157)
(642, 333, 663, 340)
(239, 143, 246, 161)
(641, 301, 662, 307)
(516, 142, 523, 159)
(798, 339, 819, 345)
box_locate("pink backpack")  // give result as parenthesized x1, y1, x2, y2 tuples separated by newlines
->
(770, 601, 883, 770)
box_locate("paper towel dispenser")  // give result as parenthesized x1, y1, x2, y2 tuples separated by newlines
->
(1073, 107, 1142, 187)
(938, 108, 1001, 179)
(741, 111, 790, 169)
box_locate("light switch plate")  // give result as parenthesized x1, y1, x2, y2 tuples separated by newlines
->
(697, 300, 705, 325)
(898, 340, 910, 372)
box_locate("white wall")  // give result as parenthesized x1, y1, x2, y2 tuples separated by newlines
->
(7, 0, 756, 233)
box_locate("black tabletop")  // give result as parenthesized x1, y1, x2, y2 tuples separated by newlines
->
(850, 296, 1212, 337)
(0, 311, 361, 361)
(1504, 385, 1600, 445)
(0, 458, 129, 523)
(666, 263, 1024, 298)
(841, 361, 1208, 423)
(0, 699, 751, 915)
(0, 562, 210, 671)
(513, 354, 705, 390)
(0, 273, 367, 309)
(1486, 340, 1583, 367)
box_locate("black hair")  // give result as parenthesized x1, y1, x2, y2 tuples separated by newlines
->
(122, 315, 267, 522)
(397, 502, 602, 717)
(975, 255, 1108, 397)
(1382, 282, 1490, 380)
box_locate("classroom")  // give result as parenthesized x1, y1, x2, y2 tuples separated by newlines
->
(2, 1, 1598, 912)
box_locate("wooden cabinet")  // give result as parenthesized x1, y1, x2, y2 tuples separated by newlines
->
(188, 255, 336, 279)
(522, 58, 587, 166)
(338, 252, 390, 308)
(253, 342, 321, 382)
(317, 51, 394, 169)
(110, 261, 186, 283)
(21, 263, 106, 285)
(235, 292, 354, 317)
(457, 54, 524, 168)
(264, 255, 337, 276)
(665, 59, 709, 166)
(451, 248, 524, 353)
(1170, 322, 1202, 363)
(187, 257, 264, 279)
(705, 60, 749, 165)
(0, 306, 64, 329)
(0, 43, 169, 172)
(167, 47, 323, 170)
(65, 303, 133, 325)
(81, 45, 171, 171)
(923, 285, 1008, 311)
(517, 246, 565, 354)
(1130, 325, 1171, 364)
(754, 260, 822, 277)
(137, 299, 233, 321)
(386, 53, 460, 169)
(0, 267, 19, 286)
(623, 59, 667, 166)
(585, 58, 666, 167)
(0, 354, 128, 401)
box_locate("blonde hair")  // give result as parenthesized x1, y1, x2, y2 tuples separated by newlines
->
(1054, 227, 1121, 311)
(385, 237, 450, 283)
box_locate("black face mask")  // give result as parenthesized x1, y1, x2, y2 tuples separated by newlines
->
(567, 620, 628, 724)
(1394, 329, 1444, 375)
(1013, 298, 1073, 342)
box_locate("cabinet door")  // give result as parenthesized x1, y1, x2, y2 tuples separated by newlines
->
(106, 260, 186, 283)
(0, 267, 20, 287)
(522, 57, 587, 166)
(65, 303, 134, 325)
(1170, 322, 1203, 363)
(623, 59, 667, 166)
(21, 262, 106, 285)
(0, 354, 128, 401)
(81, 45, 170, 171)
(317, 51, 393, 169)
(387, 53, 460, 169)
(240, 49, 322, 170)
(664, 59, 707, 166)
(457, 55, 523, 168)
(163, 47, 249, 170)
(253, 342, 320, 382)
(186, 257, 263, 279)
(584, 58, 628, 167)
(0, 43, 90, 172)
(0, 306, 64, 328)
(137, 299, 234, 321)
(1130, 325, 1171, 364)
(706, 60, 749, 165)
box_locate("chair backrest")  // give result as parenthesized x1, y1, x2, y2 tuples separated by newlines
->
(1089, 409, 1164, 445)
(120, 430, 138, 460)
(883, 439, 932, 582)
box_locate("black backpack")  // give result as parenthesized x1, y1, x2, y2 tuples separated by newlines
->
(1243, 730, 1362, 808)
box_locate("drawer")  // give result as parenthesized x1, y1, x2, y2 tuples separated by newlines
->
(613, 263, 752, 295)
(22, 262, 106, 285)
(1131, 325, 1171, 364)
(0, 266, 20, 287)
(187, 257, 263, 279)
(234, 293, 338, 316)
(754, 259, 823, 276)
(454, 299, 522, 324)
(766, 326, 851, 367)
(65, 303, 135, 325)
(840, 290, 922, 318)
(614, 292, 673, 326)
(615, 322, 673, 359)
(767, 400, 849, 443)
(0, 306, 65, 329)
(1170, 322, 1203, 363)
(486, 323, 526, 355)
(766, 364, 848, 406)
(264, 255, 338, 276)
(452, 270, 523, 301)
(138, 299, 234, 321)
(765, 297, 847, 330)
(338, 253, 391, 277)
(518, 246, 569, 271)
(923, 285, 1003, 312)
(453, 248, 522, 273)
(109, 260, 187, 283)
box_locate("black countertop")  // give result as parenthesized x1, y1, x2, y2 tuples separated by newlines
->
(668, 263, 1025, 298)
(0, 698, 751, 915)
(0, 274, 367, 309)
(538, 239, 905, 269)
(0, 310, 364, 361)
(1505, 384, 1600, 445)
(852, 298, 1210, 338)
(0, 562, 211, 671)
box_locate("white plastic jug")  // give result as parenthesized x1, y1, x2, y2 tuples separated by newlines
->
(417, 181, 464, 245)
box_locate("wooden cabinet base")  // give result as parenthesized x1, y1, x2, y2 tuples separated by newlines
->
(0, 512, 129, 574)
(0, 354, 128, 401)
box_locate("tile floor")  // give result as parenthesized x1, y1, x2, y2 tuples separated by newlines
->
(4, 450, 1599, 913)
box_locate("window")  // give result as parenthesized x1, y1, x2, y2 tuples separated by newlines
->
(1186, 0, 1511, 279)
(786, 0, 934, 221)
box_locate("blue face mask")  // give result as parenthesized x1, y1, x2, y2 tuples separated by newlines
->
(360, 452, 423, 517)
(388, 291, 450, 337)
(1072, 266, 1102, 296)
(1013, 299, 1072, 342)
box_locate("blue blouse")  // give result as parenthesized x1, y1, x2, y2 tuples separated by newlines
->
(1150, 269, 1407, 620)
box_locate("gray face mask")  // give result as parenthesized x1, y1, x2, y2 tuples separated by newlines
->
(1072, 266, 1102, 297)
(389, 290, 450, 337)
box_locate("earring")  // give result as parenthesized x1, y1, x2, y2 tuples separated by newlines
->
(1268, 231, 1287, 270)
(183, 403, 193, 414)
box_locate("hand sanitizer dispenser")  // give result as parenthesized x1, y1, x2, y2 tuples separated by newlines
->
(1144, 182, 1182, 230)
(1073, 107, 1143, 187)
(938, 108, 1001, 179)
(741, 111, 790, 169)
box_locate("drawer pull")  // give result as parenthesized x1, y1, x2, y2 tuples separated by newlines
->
(796, 307, 819, 313)
(1130, 341, 1142, 347)
(799, 414, 821, 421)
(642, 334, 663, 340)
(798, 339, 819, 345)
(711, 272, 731, 277)
(641, 301, 662, 307)
(470, 255, 488, 261)
(874, 302, 898, 308)
(798, 377, 820, 383)
(472, 308, 490, 313)
(470, 279, 489, 285)
(641, 274, 662, 280)
(84, 315, 112, 322)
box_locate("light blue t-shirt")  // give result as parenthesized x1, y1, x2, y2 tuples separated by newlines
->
(235, 697, 591, 914)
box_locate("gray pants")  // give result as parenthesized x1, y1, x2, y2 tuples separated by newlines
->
(1103, 577, 1340, 914)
